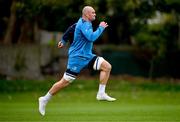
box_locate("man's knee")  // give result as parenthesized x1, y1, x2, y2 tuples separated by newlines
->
(93, 57, 112, 72)
(104, 62, 112, 72)
(100, 60, 112, 72)
(108, 63, 112, 71)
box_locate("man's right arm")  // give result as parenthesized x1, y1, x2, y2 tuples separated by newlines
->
(59, 23, 76, 46)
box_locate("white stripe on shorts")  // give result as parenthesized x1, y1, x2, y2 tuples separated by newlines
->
(93, 57, 104, 70)
(63, 72, 76, 83)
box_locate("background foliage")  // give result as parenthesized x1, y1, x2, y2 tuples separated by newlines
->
(0, 0, 180, 78)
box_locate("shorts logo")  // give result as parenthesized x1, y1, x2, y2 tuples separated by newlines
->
(72, 66, 77, 71)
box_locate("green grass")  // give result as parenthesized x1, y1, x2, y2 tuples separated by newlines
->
(0, 79, 180, 121)
(0, 91, 180, 122)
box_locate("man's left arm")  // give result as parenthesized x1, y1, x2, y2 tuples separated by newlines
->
(81, 22, 105, 42)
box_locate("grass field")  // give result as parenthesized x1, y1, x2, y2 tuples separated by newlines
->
(0, 79, 180, 122)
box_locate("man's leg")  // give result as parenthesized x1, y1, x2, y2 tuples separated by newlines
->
(94, 58, 116, 101)
(49, 78, 70, 95)
(38, 70, 77, 116)
(38, 78, 70, 116)
(99, 60, 111, 85)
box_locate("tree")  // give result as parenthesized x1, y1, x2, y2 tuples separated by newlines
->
(4, 0, 17, 44)
(132, 0, 180, 78)
(156, 0, 180, 48)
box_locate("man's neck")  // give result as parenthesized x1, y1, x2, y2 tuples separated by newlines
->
(82, 16, 90, 22)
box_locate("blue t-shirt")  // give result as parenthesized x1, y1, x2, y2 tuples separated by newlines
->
(68, 18, 105, 59)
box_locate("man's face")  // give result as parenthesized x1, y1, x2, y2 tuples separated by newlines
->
(87, 8, 96, 21)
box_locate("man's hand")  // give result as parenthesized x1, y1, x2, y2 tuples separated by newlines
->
(99, 21, 108, 28)
(58, 41, 64, 48)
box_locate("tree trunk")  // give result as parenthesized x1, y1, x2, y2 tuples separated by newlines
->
(17, 22, 30, 44)
(149, 59, 154, 79)
(178, 14, 180, 48)
(34, 21, 40, 44)
(4, 0, 17, 44)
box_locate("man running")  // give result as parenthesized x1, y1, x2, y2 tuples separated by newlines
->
(39, 6, 116, 116)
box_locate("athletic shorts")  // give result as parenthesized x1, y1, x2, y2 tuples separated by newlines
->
(63, 56, 104, 82)
(67, 56, 97, 73)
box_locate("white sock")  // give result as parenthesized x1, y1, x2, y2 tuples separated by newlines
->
(43, 92, 52, 101)
(98, 84, 106, 94)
